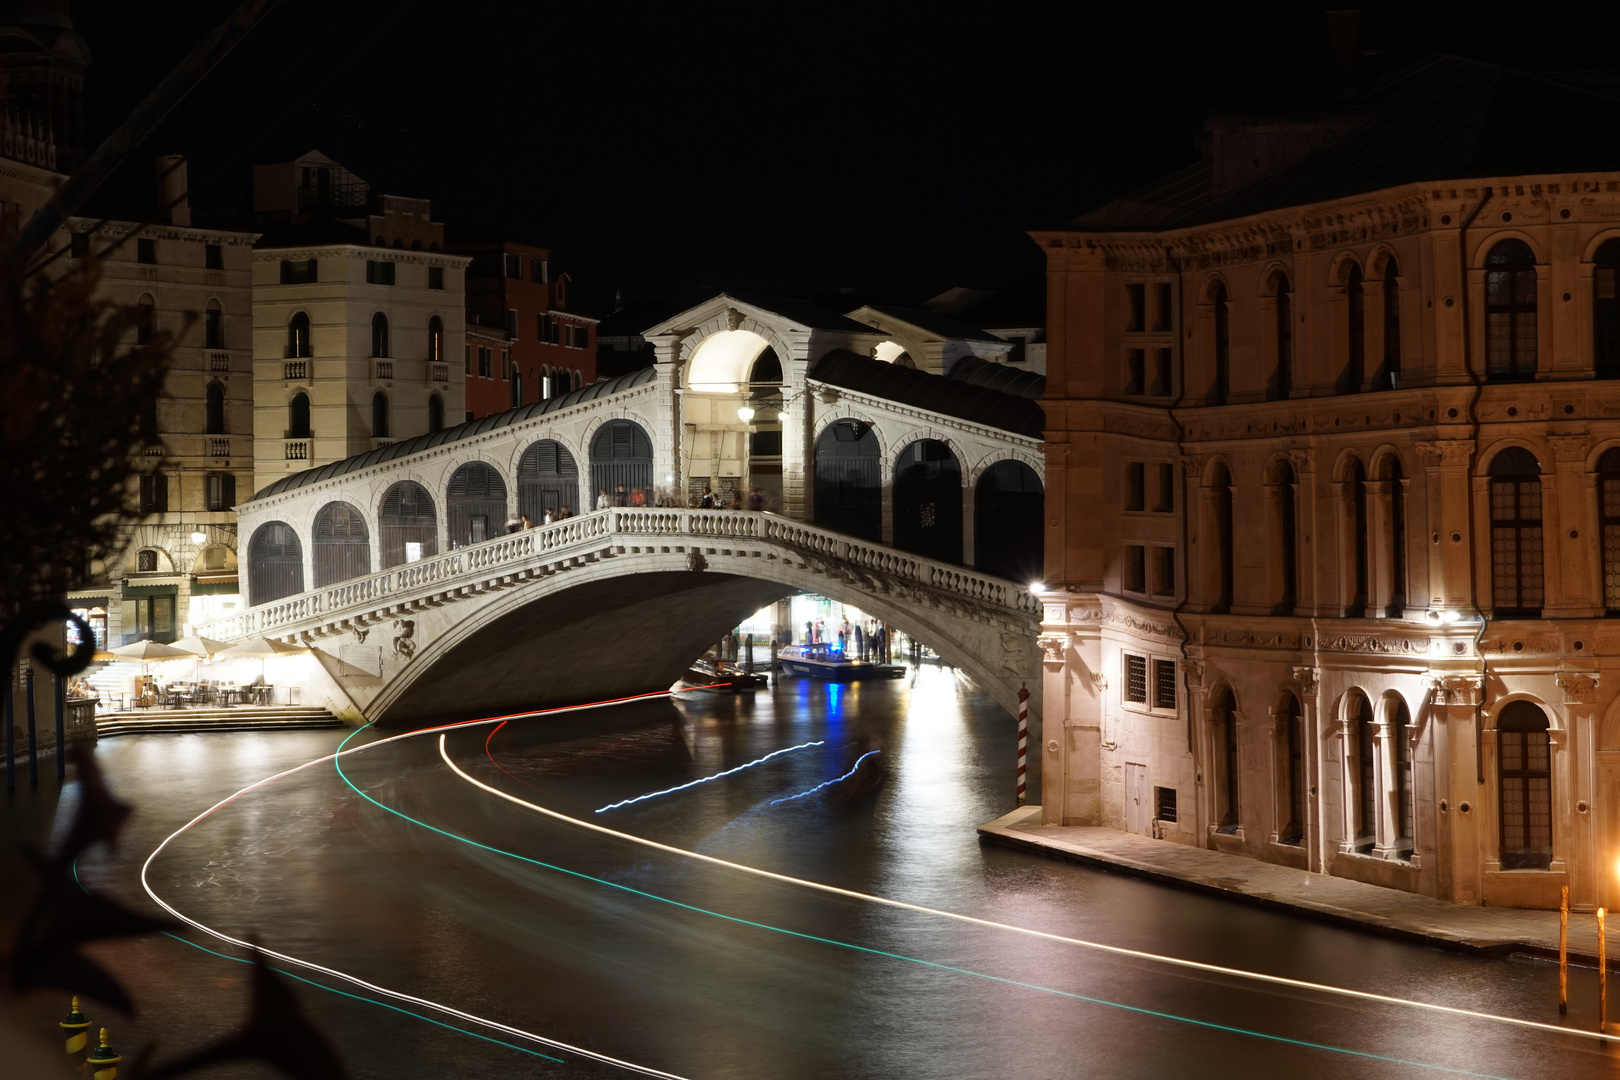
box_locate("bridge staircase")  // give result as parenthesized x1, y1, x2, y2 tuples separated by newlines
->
(96, 705, 345, 738)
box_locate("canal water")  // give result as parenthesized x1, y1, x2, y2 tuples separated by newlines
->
(8, 662, 1619, 1078)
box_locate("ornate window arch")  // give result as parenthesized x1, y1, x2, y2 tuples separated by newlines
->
(1487, 446, 1544, 616)
(1497, 700, 1553, 869)
(1341, 260, 1365, 394)
(371, 312, 390, 358)
(1209, 683, 1240, 830)
(287, 311, 311, 358)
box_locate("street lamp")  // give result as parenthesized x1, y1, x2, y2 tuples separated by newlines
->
(737, 406, 755, 422)
(190, 530, 207, 545)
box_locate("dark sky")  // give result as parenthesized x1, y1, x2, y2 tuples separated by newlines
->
(65, 1, 1620, 306)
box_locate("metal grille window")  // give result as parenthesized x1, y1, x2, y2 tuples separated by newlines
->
(1152, 659, 1176, 710)
(1498, 701, 1552, 869)
(1485, 239, 1538, 381)
(1602, 452, 1620, 613)
(1596, 240, 1620, 378)
(1155, 786, 1177, 822)
(1489, 447, 1544, 615)
(1123, 654, 1147, 703)
(136, 549, 157, 572)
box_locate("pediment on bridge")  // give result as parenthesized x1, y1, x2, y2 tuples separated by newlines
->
(641, 293, 886, 343)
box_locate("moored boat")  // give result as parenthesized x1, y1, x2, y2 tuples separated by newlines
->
(775, 643, 906, 681)
(680, 657, 770, 691)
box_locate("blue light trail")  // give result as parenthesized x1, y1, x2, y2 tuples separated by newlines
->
(769, 750, 881, 805)
(594, 739, 826, 813)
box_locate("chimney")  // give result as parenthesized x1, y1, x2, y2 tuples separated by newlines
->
(1327, 10, 1361, 100)
(155, 153, 191, 227)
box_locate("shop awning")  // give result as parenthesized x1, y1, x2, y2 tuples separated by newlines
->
(122, 582, 179, 598)
(191, 576, 240, 596)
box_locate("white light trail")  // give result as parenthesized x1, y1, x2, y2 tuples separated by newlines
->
(441, 734, 1616, 1046)
(139, 702, 693, 1080)
(595, 740, 826, 813)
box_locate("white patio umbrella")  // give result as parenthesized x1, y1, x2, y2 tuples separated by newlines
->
(169, 635, 233, 682)
(215, 637, 311, 700)
(109, 639, 194, 662)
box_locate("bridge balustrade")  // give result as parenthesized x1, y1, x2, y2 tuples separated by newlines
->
(207, 507, 1040, 642)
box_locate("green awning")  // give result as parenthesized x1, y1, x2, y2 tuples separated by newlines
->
(190, 579, 240, 596)
(121, 582, 179, 598)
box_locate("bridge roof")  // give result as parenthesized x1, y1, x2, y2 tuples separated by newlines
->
(246, 366, 657, 503)
(945, 356, 1046, 400)
(808, 350, 1045, 438)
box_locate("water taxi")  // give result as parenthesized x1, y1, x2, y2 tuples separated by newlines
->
(775, 643, 906, 681)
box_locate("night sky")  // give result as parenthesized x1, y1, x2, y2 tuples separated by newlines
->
(65, 1, 1620, 306)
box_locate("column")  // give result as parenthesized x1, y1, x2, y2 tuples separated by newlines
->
(1293, 667, 1325, 873)
(1415, 441, 1475, 612)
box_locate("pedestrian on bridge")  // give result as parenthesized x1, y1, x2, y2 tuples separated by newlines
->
(854, 623, 865, 659)
(596, 489, 609, 510)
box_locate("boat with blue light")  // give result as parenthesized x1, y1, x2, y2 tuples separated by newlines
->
(775, 643, 906, 681)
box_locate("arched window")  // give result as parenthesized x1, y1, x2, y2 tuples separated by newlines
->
(428, 393, 444, 434)
(1344, 458, 1368, 617)
(1376, 455, 1407, 616)
(814, 420, 882, 542)
(312, 501, 371, 587)
(287, 311, 311, 358)
(893, 439, 963, 564)
(1209, 463, 1234, 612)
(288, 392, 311, 439)
(1600, 448, 1620, 614)
(378, 480, 437, 568)
(1381, 257, 1401, 387)
(246, 521, 303, 606)
(589, 420, 654, 504)
(205, 381, 225, 435)
(1211, 282, 1230, 405)
(1485, 239, 1537, 381)
(1271, 272, 1291, 401)
(1348, 691, 1376, 852)
(1269, 460, 1297, 614)
(372, 391, 389, 438)
(1392, 696, 1414, 857)
(136, 294, 156, 345)
(447, 461, 507, 546)
(1497, 701, 1552, 870)
(1488, 447, 1544, 616)
(1210, 685, 1239, 830)
(974, 460, 1044, 583)
(204, 299, 224, 349)
(371, 312, 390, 358)
(1342, 263, 1365, 394)
(518, 439, 580, 522)
(428, 316, 443, 363)
(1595, 239, 1620, 378)
(1277, 693, 1304, 845)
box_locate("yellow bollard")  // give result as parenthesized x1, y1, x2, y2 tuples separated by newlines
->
(60, 995, 90, 1057)
(85, 1027, 120, 1080)
(1560, 886, 1569, 1015)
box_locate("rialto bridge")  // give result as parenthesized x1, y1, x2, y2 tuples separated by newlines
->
(201, 293, 1048, 730)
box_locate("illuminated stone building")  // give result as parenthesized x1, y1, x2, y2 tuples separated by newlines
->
(1034, 53, 1620, 910)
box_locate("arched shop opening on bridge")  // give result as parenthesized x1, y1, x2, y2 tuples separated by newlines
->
(681, 328, 786, 509)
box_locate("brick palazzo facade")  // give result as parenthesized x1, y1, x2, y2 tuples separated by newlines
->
(1033, 53, 1620, 910)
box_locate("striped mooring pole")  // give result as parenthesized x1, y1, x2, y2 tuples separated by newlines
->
(1016, 682, 1029, 805)
(60, 995, 90, 1058)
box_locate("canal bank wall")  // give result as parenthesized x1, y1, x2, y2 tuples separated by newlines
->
(979, 806, 1611, 969)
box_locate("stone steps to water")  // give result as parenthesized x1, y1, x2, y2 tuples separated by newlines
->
(97, 707, 346, 737)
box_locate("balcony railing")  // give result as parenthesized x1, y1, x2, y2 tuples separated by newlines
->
(283, 360, 308, 382)
(209, 438, 230, 459)
(429, 362, 449, 384)
(209, 351, 231, 373)
(284, 439, 309, 460)
(373, 360, 393, 381)
(142, 441, 164, 458)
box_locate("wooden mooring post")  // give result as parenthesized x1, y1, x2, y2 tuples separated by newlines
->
(1560, 885, 1569, 1015)
(1600, 906, 1608, 1035)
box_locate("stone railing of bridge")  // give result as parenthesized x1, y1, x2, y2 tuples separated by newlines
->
(200, 508, 1041, 643)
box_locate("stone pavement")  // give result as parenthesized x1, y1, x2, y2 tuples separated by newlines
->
(979, 806, 1610, 966)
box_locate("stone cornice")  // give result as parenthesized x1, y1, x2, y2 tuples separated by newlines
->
(251, 245, 472, 268)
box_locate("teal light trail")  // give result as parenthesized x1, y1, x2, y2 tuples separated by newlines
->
(336, 727, 1523, 1080)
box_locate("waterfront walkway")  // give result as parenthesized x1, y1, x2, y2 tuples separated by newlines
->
(979, 806, 1607, 966)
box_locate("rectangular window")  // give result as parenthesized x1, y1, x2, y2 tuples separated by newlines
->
(428, 266, 444, 290)
(365, 260, 396, 286)
(70, 232, 90, 258)
(1007, 335, 1027, 364)
(280, 259, 317, 284)
(137, 237, 156, 264)
(531, 259, 546, 284)
(507, 309, 519, 337)
(1125, 349, 1145, 395)
(1124, 653, 1148, 703)
(1125, 283, 1145, 332)
(204, 306, 223, 349)
(502, 351, 511, 380)
(1153, 282, 1173, 331)
(1151, 348, 1172, 396)
(1151, 547, 1176, 597)
(1155, 785, 1178, 822)
(205, 243, 223, 270)
(573, 326, 589, 349)
(205, 472, 237, 511)
(1125, 462, 1145, 512)
(478, 347, 492, 378)
(1154, 463, 1175, 512)
(1124, 544, 1146, 592)
(1152, 658, 1176, 709)
(139, 473, 167, 514)
(464, 344, 471, 375)
(505, 254, 522, 280)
